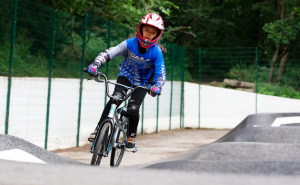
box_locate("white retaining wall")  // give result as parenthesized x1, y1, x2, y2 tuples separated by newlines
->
(184, 82, 300, 129)
(1, 77, 300, 150)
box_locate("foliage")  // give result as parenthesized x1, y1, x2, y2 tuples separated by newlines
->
(255, 82, 300, 99)
(2, 0, 300, 100)
(227, 63, 257, 82)
(227, 62, 300, 87)
(227, 62, 300, 99)
(30, 0, 178, 27)
(227, 64, 270, 83)
(162, 0, 263, 49)
(263, 7, 300, 48)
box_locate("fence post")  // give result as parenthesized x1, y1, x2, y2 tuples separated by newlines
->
(156, 96, 159, 133)
(45, 9, 56, 150)
(125, 28, 129, 108)
(76, 13, 88, 147)
(141, 101, 144, 135)
(104, 21, 111, 107)
(255, 47, 258, 114)
(169, 44, 174, 131)
(180, 49, 185, 129)
(5, 0, 18, 134)
(198, 48, 201, 129)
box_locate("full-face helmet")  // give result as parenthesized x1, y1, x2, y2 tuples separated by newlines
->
(137, 13, 164, 48)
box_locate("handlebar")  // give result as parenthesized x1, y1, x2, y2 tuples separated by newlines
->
(83, 68, 160, 101)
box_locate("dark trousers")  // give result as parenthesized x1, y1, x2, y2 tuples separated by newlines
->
(98, 76, 147, 136)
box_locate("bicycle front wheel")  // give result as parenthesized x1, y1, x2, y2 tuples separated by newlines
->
(110, 127, 126, 167)
(91, 122, 111, 166)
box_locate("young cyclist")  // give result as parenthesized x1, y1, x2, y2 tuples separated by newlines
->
(87, 13, 166, 152)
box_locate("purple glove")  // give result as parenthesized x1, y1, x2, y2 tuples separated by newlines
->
(87, 63, 99, 77)
(148, 84, 161, 97)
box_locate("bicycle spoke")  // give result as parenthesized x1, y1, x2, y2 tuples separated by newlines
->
(91, 122, 111, 166)
(110, 125, 126, 167)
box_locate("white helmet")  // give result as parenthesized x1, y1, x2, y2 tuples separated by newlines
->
(137, 13, 165, 48)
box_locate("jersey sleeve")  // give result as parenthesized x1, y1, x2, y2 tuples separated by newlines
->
(93, 40, 127, 66)
(153, 50, 166, 87)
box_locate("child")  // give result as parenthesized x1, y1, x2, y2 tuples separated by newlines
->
(87, 13, 166, 152)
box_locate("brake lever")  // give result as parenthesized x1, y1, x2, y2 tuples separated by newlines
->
(95, 78, 104, 82)
(95, 73, 104, 82)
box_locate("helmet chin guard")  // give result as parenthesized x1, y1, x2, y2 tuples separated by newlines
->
(137, 13, 164, 48)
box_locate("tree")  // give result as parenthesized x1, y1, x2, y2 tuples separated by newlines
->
(30, 0, 178, 27)
(161, 0, 266, 48)
(262, 0, 300, 83)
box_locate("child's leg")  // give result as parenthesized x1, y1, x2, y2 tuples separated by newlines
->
(97, 76, 132, 125)
(125, 88, 147, 150)
(88, 76, 131, 141)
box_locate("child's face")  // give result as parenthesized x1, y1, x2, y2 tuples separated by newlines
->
(142, 25, 158, 41)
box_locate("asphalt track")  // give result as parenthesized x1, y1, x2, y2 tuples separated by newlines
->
(1, 112, 300, 184)
(146, 113, 300, 175)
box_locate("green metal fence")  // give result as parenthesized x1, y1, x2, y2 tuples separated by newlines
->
(1, 0, 300, 149)
(184, 47, 257, 128)
(0, 0, 185, 149)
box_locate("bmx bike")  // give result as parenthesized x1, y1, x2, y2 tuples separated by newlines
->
(83, 68, 156, 167)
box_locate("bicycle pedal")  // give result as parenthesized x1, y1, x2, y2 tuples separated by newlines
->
(132, 147, 138, 153)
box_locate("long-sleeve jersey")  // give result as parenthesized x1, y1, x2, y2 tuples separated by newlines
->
(93, 37, 166, 87)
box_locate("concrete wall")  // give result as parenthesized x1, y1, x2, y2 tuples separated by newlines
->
(0, 77, 182, 150)
(184, 82, 300, 129)
(1, 77, 300, 150)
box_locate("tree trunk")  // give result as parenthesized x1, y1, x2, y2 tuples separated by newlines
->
(276, 49, 289, 82)
(268, 46, 280, 83)
(224, 79, 255, 88)
(70, 7, 75, 38)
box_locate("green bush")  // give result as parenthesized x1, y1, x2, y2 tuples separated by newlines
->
(255, 82, 300, 99)
(0, 31, 49, 77)
(227, 63, 255, 82)
(227, 63, 270, 83)
(227, 63, 300, 99)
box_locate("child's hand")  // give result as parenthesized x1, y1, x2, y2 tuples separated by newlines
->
(87, 63, 99, 77)
(149, 84, 161, 97)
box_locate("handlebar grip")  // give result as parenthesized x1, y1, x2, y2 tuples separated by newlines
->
(144, 87, 161, 96)
(83, 68, 102, 76)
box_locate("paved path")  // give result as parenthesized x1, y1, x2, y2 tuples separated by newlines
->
(52, 129, 230, 168)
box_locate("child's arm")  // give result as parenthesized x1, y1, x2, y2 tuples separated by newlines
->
(149, 51, 166, 97)
(153, 52, 166, 87)
(94, 40, 127, 66)
(88, 40, 127, 76)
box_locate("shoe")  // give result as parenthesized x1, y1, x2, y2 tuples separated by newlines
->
(125, 135, 136, 152)
(88, 130, 97, 142)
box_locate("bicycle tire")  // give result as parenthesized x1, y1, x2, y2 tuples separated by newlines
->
(90, 122, 111, 166)
(110, 127, 126, 167)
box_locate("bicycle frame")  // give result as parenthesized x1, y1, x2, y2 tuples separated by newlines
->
(85, 69, 150, 156)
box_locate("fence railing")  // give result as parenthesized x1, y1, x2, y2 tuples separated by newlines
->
(1, 0, 300, 150)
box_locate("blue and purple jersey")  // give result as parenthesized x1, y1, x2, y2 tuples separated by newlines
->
(93, 37, 166, 87)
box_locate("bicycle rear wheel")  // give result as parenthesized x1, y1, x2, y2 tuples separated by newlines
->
(110, 127, 126, 167)
(91, 122, 111, 166)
